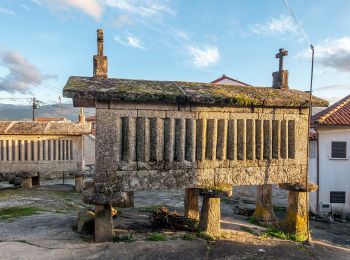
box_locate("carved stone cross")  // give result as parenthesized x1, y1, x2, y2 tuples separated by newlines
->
(275, 48, 288, 72)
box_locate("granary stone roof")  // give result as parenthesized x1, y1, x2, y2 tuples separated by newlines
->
(63, 76, 328, 108)
(312, 95, 350, 125)
(0, 121, 91, 136)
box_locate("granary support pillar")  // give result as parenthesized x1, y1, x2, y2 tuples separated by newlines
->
(184, 188, 200, 220)
(75, 176, 84, 193)
(278, 183, 318, 241)
(19, 172, 40, 189)
(95, 204, 114, 242)
(253, 184, 275, 223)
(22, 177, 32, 189)
(199, 196, 221, 236)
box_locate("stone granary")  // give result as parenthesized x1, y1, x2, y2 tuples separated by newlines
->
(0, 117, 91, 192)
(63, 29, 328, 241)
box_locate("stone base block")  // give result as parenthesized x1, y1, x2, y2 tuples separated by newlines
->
(253, 184, 275, 223)
(75, 176, 84, 192)
(199, 196, 221, 236)
(95, 204, 114, 242)
(279, 190, 308, 241)
(22, 177, 32, 189)
(184, 188, 199, 220)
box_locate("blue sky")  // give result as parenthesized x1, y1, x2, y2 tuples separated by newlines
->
(0, 0, 350, 105)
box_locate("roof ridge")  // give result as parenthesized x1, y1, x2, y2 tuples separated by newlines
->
(317, 95, 350, 123)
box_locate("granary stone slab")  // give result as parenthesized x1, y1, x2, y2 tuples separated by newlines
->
(165, 110, 197, 119)
(279, 182, 318, 192)
(110, 101, 179, 111)
(137, 110, 166, 118)
(191, 106, 253, 113)
(0, 121, 91, 136)
(16, 171, 39, 178)
(64, 76, 328, 108)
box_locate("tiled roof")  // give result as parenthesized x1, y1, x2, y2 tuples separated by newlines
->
(35, 117, 66, 122)
(312, 95, 350, 125)
(63, 76, 328, 108)
(86, 115, 96, 121)
(211, 74, 250, 86)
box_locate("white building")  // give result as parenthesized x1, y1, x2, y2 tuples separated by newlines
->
(211, 74, 250, 86)
(309, 95, 350, 215)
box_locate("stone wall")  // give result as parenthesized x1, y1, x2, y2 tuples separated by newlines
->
(94, 101, 309, 195)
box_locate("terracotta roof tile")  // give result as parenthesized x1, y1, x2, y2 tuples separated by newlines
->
(312, 95, 350, 125)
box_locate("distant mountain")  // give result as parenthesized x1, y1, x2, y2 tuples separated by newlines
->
(0, 103, 95, 121)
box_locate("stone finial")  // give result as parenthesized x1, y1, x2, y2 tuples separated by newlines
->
(79, 107, 85, 123)
(93, 28, 108, 78)
(272, 48, 289, 90)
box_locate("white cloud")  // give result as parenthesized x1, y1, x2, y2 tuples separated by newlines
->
(187, 46, 220, 68)
(0, 7, 15, 16)
(103, 0, 175, 17)
(114, 35, 144, 49)
(112, 14, 133, 28)
(298, 37, 350, 72)
(251, 15, 297, 35)
(37, 0, 103, 20)
(0, 51, 57, 93)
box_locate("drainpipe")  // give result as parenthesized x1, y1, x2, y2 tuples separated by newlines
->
(316, 127, 320, 212)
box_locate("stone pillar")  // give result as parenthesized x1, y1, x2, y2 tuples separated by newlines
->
(184, 188, 199, 220)
(95, 204, 114, 242)
(253, 184, 275, 223)
(22, 177, 32, 189)
(278, 182, 318, 241)
(75, 176, 84, 192)
(199, 195, 221, 236)
(283, 191, 308, 240)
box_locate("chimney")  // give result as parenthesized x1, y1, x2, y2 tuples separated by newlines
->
(93, 29, 108, 78)
(272, 48, 288, 90)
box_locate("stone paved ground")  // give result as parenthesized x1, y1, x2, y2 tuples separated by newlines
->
(0, 181, 350, 260)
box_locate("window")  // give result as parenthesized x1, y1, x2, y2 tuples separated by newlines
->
(331, 142, 346, 158)
(330, 191, 346, 203)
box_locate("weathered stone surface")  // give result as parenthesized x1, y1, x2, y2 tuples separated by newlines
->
(280, 190, 309, 241)
(199, 196, 221, 236)
(272, 70, 289, 90)
(253, 184, 275, 223)
(75, 210, 95, 234)
(279, 182, 318, 192)
(75, 176, 84, 192)
(184, 188, 199, 220)
(21, 177, 32, 189)
(64, 77, 328, 107)
(95, 204, 113, 242)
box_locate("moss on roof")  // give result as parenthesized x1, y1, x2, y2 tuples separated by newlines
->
(63, 76, 328, 108)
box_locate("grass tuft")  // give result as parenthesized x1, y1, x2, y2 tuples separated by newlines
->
(113, 234, 135, 243)
(0, 206, 41, 220)
(146, 232, 166, 241)
(262, 228, 307, 242)
(196, 231, 216, 241)
(181, 233, 196, 241)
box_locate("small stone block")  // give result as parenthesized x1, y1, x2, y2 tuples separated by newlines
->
(279, 182, 318, 192)
(75, 176, 84, 193)
(22, 177, 32, 189)
(94, 204, 114, 242)
(184, 188, 199, 220)
(199, 195, 221, 236)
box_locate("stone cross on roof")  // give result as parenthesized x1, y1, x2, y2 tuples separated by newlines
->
(275, 48, 288, 72)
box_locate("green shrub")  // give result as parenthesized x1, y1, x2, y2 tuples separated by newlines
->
(147, 232, 166, 241)
(0, 206, 41, 220)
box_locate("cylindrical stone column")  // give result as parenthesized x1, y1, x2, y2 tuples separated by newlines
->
(253, 184, 275, 223)
(95, 204, 114, 242)
(22, 177, 32, 189)
(184, 188, 199, 220)
(199, 195, 221, 237)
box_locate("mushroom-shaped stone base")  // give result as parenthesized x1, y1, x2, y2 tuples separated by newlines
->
(17, 172, 40, 189)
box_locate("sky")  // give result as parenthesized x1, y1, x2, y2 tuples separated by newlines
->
(0, 0, 350, 105)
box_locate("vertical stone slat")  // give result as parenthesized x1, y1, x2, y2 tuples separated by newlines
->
(272, 120, 280, 159)
(12, 140, 16, 161)
(149, 118, 164, 162)
(226, 119, 235, 160)
(136, 117, 146, 161)
(20, 140, 25, 161)
(5, 140, 9, 161)
(7, 140, 11, 161)
(164, 117, 175, 162)
(65, 140, 69, 161)
(255, 120, 262, 160)
(246, 119, 254, 160)
(24, 140, 28, 161)
(185, 118, 196, 162)
(263, 120, 271, 160)
(288, 120, 296, 159)
(115, 117, 122, 162)
(237, 119, 245, 160)
(205, 119, 217, 160)
(144, 118, 150, 162)
(280, 120, 287, 159)
(196, 119, 207, 161)
(70, 140, 73, 160)
(0, 140, 4, 161)
(216, 119, 227, 160)
(175, 118, 185, 162)
(122, 117, 136, 162)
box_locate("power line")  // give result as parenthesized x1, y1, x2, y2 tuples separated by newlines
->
(282, 0, 312, 46)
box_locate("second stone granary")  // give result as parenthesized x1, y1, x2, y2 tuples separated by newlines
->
(0, 119, 91, 190)
(63, 29, 328, 241)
